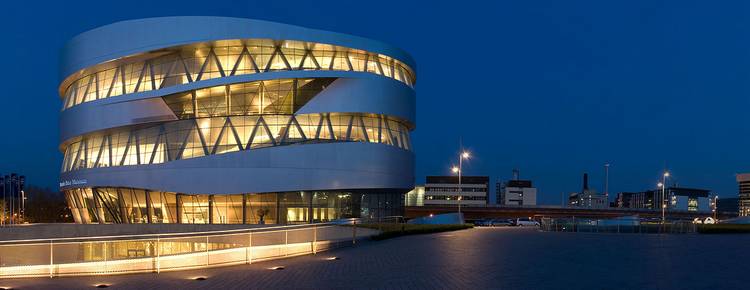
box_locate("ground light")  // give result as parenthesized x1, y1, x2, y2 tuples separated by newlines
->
(94, 284, 111, 288)
(325, 257, 340, 260)
(0, 286, 13, 290)
(192, 276, 208, 281)
(269, 266, 285, 270)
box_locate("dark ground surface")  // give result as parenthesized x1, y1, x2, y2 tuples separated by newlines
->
(3, 227, 748, 289)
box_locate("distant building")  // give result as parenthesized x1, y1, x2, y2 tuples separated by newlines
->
(405, 186, 425, 206)
(716, 197, 739, 217)
(569, 173, 607, 208)
(497, 170, 537, 206)
(618, 187, 711, 212)
(424, 176, 489, 206)
(616, 192, 638, 208)
(737, 174, 750, 216)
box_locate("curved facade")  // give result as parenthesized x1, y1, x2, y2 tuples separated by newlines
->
(59, 17, 416, 225)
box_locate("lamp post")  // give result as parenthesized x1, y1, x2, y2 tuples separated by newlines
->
(658, 171, 669, 224)
(713, 195, 718, 220)
(451, 151, 470, 218)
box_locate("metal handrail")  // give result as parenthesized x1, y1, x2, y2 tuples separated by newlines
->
(0, 223, 332, 245)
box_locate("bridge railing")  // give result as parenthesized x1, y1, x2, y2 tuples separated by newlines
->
(0, 223, 378, 278)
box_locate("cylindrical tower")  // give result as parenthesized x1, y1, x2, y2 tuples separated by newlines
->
(58, 17, 416, 224)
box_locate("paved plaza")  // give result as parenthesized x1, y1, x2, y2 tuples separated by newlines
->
(4, 227, 749, 289)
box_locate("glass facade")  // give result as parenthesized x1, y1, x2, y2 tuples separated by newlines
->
(163, 78, 335, 118)
(61, 112, 411, 173)
(64, 187, 404, 224)
(61, 39, 415, 110)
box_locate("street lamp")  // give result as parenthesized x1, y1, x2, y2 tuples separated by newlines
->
(660, 171, 669, 224)
(452, 150, 470, 218)
(713, 195, 719, 220)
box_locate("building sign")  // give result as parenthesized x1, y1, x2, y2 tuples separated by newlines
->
(59, 179, 87, 188)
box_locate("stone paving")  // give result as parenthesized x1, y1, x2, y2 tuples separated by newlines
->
(4, 227, 749, 289)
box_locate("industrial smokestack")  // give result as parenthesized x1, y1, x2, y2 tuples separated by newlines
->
(583, 173, 589, 191)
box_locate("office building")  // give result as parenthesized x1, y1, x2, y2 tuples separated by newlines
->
(497, 170, 536, 206)
(616, 192, 638, 208)
(738, 173, 750, 216)
(618, 187, 711, 212)
(716, 197, 739, 217)
(569, 173, 607, 208)
(58, 17, 416, 224)
(424, 176, 489, 206)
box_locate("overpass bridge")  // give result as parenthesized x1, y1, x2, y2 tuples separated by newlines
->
(405, 205, 727, 220)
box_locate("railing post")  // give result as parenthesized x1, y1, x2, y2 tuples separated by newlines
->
(49, 240, 53, 278)
(249, 231, 253, 264)
(572, 217, 576, 232)
(205, 236, 210, 266)
(156, 236, 161, 274)
(103, 241, 108, 274)
(353, 221, 357, 245)
(285, 230, 289, 257)
(312, 224, 317, 255)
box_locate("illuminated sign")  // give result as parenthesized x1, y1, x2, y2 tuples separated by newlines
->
(59, 179, 87, 187)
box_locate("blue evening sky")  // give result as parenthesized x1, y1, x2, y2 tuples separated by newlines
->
(1, 0, 749, 204)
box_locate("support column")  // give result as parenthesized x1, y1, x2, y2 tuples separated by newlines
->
(308, 192, 313, 224)
(276, 193, 282, 225)
(242, 194, 247, 224)
(145, 191, 153, 224)
(92, 190, 103, 224)
(176, 194, 183, 224)
(116, 189, 129, 224)
(208, 195, 214, 224)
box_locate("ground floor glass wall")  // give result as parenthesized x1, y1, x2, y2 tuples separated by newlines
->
(64, 188, 404, 224)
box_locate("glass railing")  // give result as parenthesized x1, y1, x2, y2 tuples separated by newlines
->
(0, 223, 377, 278)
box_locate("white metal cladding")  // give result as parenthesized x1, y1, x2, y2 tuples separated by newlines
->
(59, 142, 414, 194)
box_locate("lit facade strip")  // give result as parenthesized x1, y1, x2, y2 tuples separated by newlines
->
(64, 189, 403, 225)
(61, 113, 411, 173)
(61, 39, 415, 110)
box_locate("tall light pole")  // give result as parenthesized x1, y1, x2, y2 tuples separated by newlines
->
(452, 150, 470, 218)
(659, 171, 669, 224)
(604, 163, 610, 204)
(713, 195, 718, 220)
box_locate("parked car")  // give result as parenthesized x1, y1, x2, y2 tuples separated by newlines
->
(490, 219, 512, 227)
(512, 218, 540, 227)
(473, 219, 493, 226)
